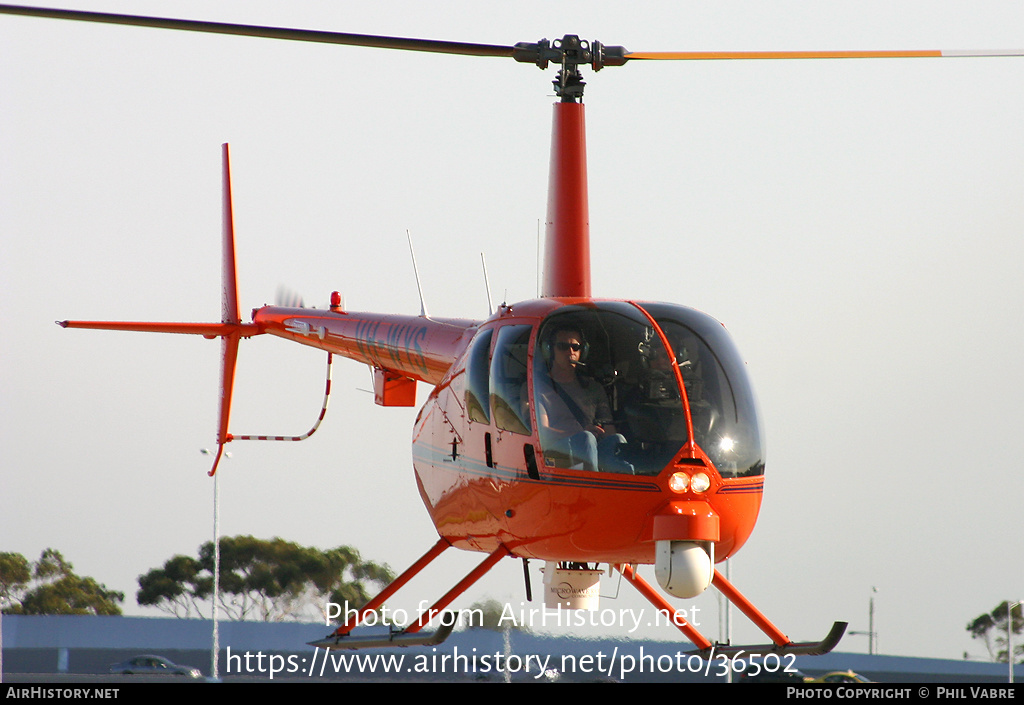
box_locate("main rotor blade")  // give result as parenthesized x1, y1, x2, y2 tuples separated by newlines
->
(0, 4, 514, 58)
(625, 49, 1024, 61)
(9, 6, 1021, 68)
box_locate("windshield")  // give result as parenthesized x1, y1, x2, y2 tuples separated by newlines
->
(639, 302, 765, 478)
(529, 301, 765, 479)
(531, 302, 688, 476)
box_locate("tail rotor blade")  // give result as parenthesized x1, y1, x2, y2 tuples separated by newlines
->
(275, 286, 306, 309)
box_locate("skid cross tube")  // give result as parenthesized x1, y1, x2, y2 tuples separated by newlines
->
(617, 564, 712, 650)
(331, 537, 450, 637)
(407, 544, 510, 633)
(313, 539, 509, 649)
(712, 568, 788, 646)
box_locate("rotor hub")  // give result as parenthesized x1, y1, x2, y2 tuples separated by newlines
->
(512, 34, 628, 101)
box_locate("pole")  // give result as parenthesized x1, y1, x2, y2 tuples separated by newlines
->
(212, 466, 220, 680)
(725, 559, 733, 683)
(869, 588, 876, 655)
(1009, 600, 1022, 684)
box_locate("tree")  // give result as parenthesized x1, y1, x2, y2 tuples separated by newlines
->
(1, 549, 123, 616)
(466, 598, 529, 632)
(967, 601, 1023, 663)
(136, 554, 209, 620)
(137, 535, 394, 622)
(0, 552, 31, 611)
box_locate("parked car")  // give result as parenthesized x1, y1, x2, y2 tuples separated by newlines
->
(109, 655, 202, 678)
(738, 667, 811, 683)
(807, 670, 871, 683)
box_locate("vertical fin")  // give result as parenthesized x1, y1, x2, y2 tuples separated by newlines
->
(211, 143, 241, 475)
(221, 143, 241, 326)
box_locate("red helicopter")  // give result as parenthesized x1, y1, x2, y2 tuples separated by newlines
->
(10, 3, 1014, 655)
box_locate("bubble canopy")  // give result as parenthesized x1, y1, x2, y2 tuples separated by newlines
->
(531, 301, 765, 478)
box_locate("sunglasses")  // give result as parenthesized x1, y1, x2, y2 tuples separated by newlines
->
(555, 342, 582, 352)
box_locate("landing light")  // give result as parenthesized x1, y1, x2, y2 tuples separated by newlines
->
(669, 470, 710, 494)
(668, 472, 689, 493)
(690, 472, 711, 493)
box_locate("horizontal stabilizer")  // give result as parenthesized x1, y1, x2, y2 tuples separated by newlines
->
(309, 620, 455, 650)
(56, 320, 259, 338)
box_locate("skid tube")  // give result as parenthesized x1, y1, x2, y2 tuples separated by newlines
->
(309, 539, 510, 650)
(618, 564, 846, 657)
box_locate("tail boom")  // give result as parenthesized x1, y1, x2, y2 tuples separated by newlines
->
(253, 307, 478, 386)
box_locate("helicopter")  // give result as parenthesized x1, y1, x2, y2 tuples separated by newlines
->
(4, 4, 1022, 657)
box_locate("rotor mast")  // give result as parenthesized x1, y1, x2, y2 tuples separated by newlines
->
(542, 99, 590, 298)
(520, 35, 625, 298)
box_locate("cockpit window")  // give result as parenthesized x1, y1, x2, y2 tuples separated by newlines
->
(464, 327, 493, 425)
(490, 324, 532, 435)
(639, 302, 765, 478)
(531, 303, 688, 476)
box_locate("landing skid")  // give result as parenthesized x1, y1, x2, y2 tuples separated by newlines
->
(694, 621, 848, 658)
(309, 539, 845, 655)
(310, 620, 455, 650)
(618, 564, 847, 657)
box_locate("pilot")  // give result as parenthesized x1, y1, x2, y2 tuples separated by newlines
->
(641, 340, 679, 401)
(620, 336, 689, 451)
(534, 325, 633, 474)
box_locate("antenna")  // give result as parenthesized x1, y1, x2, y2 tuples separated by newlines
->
(536, 218, 541, 298)
(480, 252, 494, 316)
(406, 229, 429, 317)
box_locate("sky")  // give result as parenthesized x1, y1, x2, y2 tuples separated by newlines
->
(2, 0, 1023, 664)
